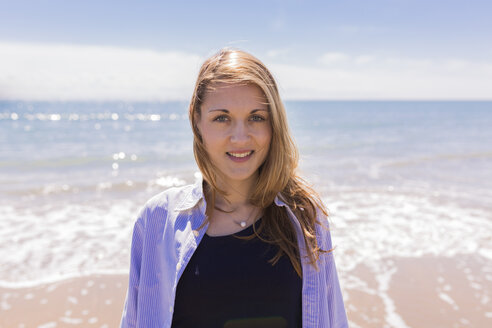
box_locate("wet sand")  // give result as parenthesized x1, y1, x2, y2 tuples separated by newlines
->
(1, 255, 491, 327)
(345, 254, 492, 328)
(0, 274, 128, 328)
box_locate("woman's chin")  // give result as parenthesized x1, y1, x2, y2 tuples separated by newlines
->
(220, 170, 259, 185)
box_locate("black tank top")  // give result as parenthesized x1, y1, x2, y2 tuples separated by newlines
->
(171, 217, 302, 328)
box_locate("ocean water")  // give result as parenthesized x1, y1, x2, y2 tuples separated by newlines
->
(0, 100, 491, 292)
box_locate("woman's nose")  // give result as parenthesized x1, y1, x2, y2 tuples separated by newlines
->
(230, 122, 250, 143)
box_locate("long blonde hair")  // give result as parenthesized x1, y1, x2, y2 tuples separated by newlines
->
(189, 48, 332, 277)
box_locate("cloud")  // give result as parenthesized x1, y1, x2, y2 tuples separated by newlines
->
(264, 52, 492, 100)
(319, 52, 349, 65)
(1, 41, 491, 101)
(0, 41, 203, 101)
(354, 55, 374, 65)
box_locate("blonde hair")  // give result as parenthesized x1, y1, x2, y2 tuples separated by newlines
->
(189, 48, 332, 277)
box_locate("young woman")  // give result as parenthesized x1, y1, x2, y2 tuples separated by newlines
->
(120, 49, 348, 328)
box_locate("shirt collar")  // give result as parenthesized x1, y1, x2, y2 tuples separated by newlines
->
(174, 175, 206, 211)
(174, 174, 288, 211)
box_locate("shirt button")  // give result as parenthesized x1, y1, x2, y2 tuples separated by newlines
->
(169, 306, 173, 312)
(177, 263, 181, 270)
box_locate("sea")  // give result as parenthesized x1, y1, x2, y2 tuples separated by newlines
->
(1, 100, 491, 325)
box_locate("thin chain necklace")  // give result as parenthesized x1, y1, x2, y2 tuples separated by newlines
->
(231, 206, 257, 228)
(207, 184, 258, 227)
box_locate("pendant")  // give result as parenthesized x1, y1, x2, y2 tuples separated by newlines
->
(240, 221, 246, 227)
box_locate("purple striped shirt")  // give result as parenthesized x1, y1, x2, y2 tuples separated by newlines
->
(120, 177, 348, 327)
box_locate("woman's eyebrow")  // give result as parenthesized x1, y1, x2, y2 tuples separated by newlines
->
(208, 108, 229, 113)
(208, 108, 269, 113)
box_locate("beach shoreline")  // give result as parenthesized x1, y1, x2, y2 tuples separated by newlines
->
(1, 100, 491, 327)
(1, 254, 490, 327)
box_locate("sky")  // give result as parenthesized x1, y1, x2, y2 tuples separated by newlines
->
(0, 0, 491, 101)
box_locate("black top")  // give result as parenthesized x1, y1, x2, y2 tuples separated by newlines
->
(171, 217, 303, 328)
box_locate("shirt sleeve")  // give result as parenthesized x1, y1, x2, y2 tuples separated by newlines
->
(120, 217, 145, 328)
(319, 214, 349, 327)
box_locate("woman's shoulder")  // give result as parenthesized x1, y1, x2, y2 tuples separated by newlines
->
(135, 183, 198, 223)
(145, 183, 196, 209)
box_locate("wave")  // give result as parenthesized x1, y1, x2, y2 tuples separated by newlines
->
(0, 187, 490, 285)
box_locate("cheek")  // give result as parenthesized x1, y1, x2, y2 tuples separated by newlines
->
(200, 127, 225, 152)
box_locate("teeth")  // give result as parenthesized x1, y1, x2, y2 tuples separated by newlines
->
(228, 151, 253, 158)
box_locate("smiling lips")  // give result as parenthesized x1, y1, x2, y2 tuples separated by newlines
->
(226, 150, 254, 162)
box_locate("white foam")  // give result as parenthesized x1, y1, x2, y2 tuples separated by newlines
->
(37, 322, 57, 328)
(1, 183, 491, 294)
(479, 248, 492, 260)
(326, 190, 492, 272)
(0, 199, 137, 287)
(438, 292, 459, 310)
(375, 265, 410, 328)
(59, 317, 82, 324)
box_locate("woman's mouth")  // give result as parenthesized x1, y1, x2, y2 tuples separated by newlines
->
(226, 150, 254, 162)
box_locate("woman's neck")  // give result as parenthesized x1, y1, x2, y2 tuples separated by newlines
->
(214, 175, 257, 210)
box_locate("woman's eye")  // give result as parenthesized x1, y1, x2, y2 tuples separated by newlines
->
(213, 115, 229, 122)
(250, 115, 265, 122)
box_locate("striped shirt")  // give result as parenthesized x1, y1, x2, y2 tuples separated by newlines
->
(119, 177, 348, 328)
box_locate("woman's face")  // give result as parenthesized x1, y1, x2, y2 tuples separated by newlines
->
(197, 83, 272, 187)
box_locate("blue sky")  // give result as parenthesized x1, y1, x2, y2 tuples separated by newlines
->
(0, 0, 491, 100)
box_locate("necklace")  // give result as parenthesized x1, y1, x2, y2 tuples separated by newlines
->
(231, 206, 257, 228)
(236, 220, 248, 228)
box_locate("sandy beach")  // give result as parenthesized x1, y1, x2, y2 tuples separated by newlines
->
(345, 254, 491, 328)
(1, 254, 490, 327)
(0, 274, 127, 328)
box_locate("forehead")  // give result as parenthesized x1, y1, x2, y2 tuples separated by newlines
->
(201, 83, 268, 111)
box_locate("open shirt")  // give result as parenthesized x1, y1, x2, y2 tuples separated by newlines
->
(120, 177, 348, 327)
